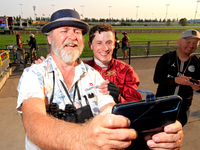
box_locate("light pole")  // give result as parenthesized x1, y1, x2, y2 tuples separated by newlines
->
(193, 0, 200, 25)
(136, 6, 140, 23)
(108, 6, 112, 20)
(19, 4, 23, 18)
(152, 13, 154, 22)
(81, 5, 84, 18)
(51, 4, 55, 13)
(165, 4, 170, 22)
(33, 6, 36, 20)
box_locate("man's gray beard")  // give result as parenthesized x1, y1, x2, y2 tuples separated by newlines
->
(51, 40, 84, 64)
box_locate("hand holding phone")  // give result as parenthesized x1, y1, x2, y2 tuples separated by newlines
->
(112, 90, 182, 150)
(189, 78, 199, 84)
(112, 95, 182, 133)
(112, 89, 183, 150)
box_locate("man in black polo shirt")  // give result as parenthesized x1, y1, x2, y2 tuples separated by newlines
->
(154, 29, 200, 126)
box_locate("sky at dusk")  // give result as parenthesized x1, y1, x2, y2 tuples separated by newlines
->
(0, 0, 199, 20)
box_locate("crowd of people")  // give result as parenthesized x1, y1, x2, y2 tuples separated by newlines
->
(15, 8, 200, 150)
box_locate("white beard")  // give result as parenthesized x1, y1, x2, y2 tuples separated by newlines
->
(51, 39, 84, 64)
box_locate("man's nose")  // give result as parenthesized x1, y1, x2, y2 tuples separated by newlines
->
(67, 31, 76, 40)
(189, 43, 196, 48)
(101, 43, 108, 50)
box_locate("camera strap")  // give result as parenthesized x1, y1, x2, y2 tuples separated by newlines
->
(50, 70, 88, 108)
(49, 71, 80, 105)
(50, 71, 55, 104)
(60, 80, 82, 107)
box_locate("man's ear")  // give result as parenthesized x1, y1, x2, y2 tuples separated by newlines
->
(47, 35, 52, 45)
(177, 39, 180, 46)
(88, 41, 93, 50)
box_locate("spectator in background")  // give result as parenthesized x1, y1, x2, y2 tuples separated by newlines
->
(27, 34, 37, 63)
(16, 33, 25, 48)
(121, 31, 129, 58)
(16, 33, 26, 62)
(112, 32, 120, 59)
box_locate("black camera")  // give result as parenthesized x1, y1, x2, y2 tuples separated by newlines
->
(47, 103, 78, 123)
(47, 103, 94, 123)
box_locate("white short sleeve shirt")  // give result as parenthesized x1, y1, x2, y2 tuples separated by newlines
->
(16, 55, 114, 150)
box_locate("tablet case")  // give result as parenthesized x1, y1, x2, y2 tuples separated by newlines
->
(112, 89, 182, 150)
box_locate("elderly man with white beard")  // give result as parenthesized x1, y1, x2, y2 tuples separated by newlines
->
(16, 9, 183, 150)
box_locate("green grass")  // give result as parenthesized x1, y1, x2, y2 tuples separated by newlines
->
(0, 32, 192, 59)
(0, 33, 181, 47)
(0, 34, 47, 49)
(0, 34, 93, 58)
(117, 33, 180, 41)
(113, 26, 200, 29)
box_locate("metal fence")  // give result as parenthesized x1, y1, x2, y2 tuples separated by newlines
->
(33, 41, 180, 58)
(127, 40, 200, 56)
(125, 40, 200, 64)
(127, 40, 178, 57)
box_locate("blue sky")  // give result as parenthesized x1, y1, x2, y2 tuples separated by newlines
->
(0, 0, 199, 20)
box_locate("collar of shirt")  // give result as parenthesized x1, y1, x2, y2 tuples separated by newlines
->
(93, 58, 114, 72)
(45, 54, 87, 87)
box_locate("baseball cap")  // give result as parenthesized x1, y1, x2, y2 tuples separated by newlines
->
(29, 34, 34, 37)
(180, 29, 200, 40)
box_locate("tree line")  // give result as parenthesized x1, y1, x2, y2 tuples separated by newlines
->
(12, 15, 188, 26)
